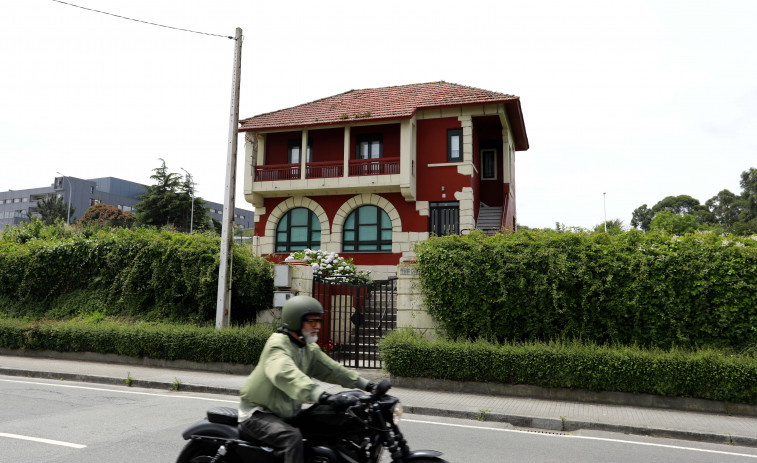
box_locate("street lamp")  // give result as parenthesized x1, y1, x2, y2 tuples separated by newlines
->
(181, 168, 195, 233)
(603, 192, 607, 232)
(56, 172, 72, 225)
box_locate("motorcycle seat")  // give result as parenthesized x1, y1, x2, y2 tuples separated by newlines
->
(207, 407, 239, 426)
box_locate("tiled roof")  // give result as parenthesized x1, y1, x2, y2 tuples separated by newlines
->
(239, 82, 519, 132)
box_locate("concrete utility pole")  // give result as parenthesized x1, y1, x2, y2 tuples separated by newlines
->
(216, 27, 243, 329)
(180, 168, 195, 233)
(57, 172, 72, 225)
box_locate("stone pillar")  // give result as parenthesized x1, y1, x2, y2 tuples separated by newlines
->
(396, 262, 441, 340)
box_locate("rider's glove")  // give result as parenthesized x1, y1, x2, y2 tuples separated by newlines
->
(319, 392, 359, 410)
(364, 382, 377, 393)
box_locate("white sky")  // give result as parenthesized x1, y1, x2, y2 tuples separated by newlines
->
(1, 0, 755, 229)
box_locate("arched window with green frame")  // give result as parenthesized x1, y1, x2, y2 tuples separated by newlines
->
(276, 208, 321, 252)
(343, 205, 392, 252)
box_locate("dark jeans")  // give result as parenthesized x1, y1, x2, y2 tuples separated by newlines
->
(239, 411, 303, 463)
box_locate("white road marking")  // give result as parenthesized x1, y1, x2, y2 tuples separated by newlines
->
(0, 378, 237, 403)
(404, 419, 757, 459)
(0, 432, 86, 449)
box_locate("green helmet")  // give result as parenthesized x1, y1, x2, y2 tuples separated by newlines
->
(281, 295, 324, 331)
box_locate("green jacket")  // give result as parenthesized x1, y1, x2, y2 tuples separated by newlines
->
(239, 332, 369, 419)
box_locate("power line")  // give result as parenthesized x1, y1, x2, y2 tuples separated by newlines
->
(51, 0, 234, 40)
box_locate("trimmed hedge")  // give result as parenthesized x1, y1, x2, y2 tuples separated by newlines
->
(0, 318, 274, 364)
(0, 225, 274, 323)
(415, 230, 757, 349)
(380, 330, 757, 405)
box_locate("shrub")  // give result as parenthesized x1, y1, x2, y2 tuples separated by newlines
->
(0, 318, 274, 364)
(0, 225, 273, 323)
(415, 230, 757, 349)
(379, 330, 757, 405)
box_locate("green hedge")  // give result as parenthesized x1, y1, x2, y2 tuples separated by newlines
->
(415, 230, 757, 349)
(380, 330, 757, 405)
(0, 318, 274, 364)
(0, 225, 274, 323)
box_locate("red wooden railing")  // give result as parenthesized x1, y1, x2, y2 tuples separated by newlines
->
(348, 157, 400, 177)
(254, 163, 300, 181)
(255, 158, 400, 181)
(306, 161, 344, 179)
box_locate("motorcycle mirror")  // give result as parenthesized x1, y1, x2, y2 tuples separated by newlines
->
(374, 379, 391, 397)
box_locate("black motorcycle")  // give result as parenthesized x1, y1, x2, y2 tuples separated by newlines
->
(176, 380, 447, 463)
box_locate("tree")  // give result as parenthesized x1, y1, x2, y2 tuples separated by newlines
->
(593, 219, 624, 234)
(649, 210, 700, 235)
(134, 159, 210, 232)
(630, 205, 654, 231)
(36, 195, 75, 225)
(79, 203, 135, 227)
(705, 189, 741, 229)
(651, 195, 702, 216)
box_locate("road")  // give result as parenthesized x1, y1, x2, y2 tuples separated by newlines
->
(1, 375, 757, 462)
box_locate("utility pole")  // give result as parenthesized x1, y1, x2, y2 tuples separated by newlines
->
(216, 27, 243, 330)
(180, 168, 195, 233)
(603, 192, 607, 232)
(57, 172, 72, 225)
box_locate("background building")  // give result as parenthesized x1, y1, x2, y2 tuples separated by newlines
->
(0, 176, 254, 230)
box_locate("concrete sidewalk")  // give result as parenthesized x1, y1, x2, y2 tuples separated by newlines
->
(2, 353, 757, 448)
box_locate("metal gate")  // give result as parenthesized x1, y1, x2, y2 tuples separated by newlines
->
(312, 276, 397, 369)
(429, 201, 459, 236)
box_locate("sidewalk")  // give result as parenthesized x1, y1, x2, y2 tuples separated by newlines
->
(2, 353, 757, 448)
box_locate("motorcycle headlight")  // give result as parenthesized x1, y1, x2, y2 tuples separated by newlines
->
(391, 402, 403, 425)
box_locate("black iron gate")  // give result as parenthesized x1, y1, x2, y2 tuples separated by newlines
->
(429, 201, 459, 236)
(312, 275, 397, 369)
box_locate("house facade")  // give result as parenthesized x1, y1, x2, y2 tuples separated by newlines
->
(241, 82, 529, 278)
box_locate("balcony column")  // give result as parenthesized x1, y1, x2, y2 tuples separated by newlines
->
(343, 126, 350, 177)
(300, 129, 308, 180)
(400, 117, 416, 201)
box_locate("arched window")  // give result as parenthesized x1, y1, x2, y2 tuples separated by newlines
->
(343, 205, 392, 252)
(276, 208, 321, 252)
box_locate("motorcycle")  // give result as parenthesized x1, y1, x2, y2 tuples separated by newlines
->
(176, 380, 448, 463)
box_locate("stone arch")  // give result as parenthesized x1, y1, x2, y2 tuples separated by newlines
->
(331, 194, 402, 250)
(264, 197, 330, 251)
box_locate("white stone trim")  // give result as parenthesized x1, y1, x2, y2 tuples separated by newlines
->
(259, 197, 331, 256)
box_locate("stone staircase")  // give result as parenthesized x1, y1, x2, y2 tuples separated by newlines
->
(476, 205, 502, 234)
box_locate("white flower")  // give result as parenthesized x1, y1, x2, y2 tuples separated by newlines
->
(312, 263, 319, 271)
(284, 256, 294, 262)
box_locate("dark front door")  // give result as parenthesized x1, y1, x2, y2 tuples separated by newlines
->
(429, 201, 459, 236)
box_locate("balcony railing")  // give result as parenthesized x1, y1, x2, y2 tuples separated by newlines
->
(349, 157, 400, 176)
(255, 157, 400, 181)
(254, 163, 300, 182)
(306, 161, 343, 179)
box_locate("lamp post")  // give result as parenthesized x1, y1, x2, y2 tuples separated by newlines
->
(603, 192, 607, 232)
(180, 168, 195, 234)
(57, 172, 72, 225)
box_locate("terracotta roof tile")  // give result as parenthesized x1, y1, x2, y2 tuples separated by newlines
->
(239, 82, 519, 132)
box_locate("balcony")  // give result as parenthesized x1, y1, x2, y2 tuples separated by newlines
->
(250, 157, 404, 201)
(255, 158, 400, 182)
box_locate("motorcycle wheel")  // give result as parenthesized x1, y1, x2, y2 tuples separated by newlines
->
(176, 440, 224, 463)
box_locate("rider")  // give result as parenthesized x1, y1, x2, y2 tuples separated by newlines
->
(238, 294, 375, 463)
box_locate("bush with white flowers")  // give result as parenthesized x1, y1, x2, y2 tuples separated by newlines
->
(285, 249, 370, 283)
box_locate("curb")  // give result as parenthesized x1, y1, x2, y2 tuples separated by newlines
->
(4, 367, 756, 449)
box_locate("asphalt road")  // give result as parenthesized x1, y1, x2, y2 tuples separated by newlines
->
(2, 375, 757, 463)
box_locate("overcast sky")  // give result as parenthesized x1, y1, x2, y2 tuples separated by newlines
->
(1, 0, 755, 229)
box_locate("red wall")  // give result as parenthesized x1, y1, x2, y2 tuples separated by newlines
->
(350, 124, 401, 158)
(416, 118, 469, 202)
(265, 131, 300, 164)
(257, 193, 427, 265)
(309, 127, 343, 163)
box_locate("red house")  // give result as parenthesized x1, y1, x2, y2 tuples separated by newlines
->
(240, 82, 529, 277)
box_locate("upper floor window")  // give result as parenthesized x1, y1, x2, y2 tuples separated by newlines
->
(481, 149, 497, 180)
(343, 205, 392, 252)
(356, 134, 383, 159)
(288, 140, 312, 164)
(276, 207, 321, 252)
(447, 128, 462, 162)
